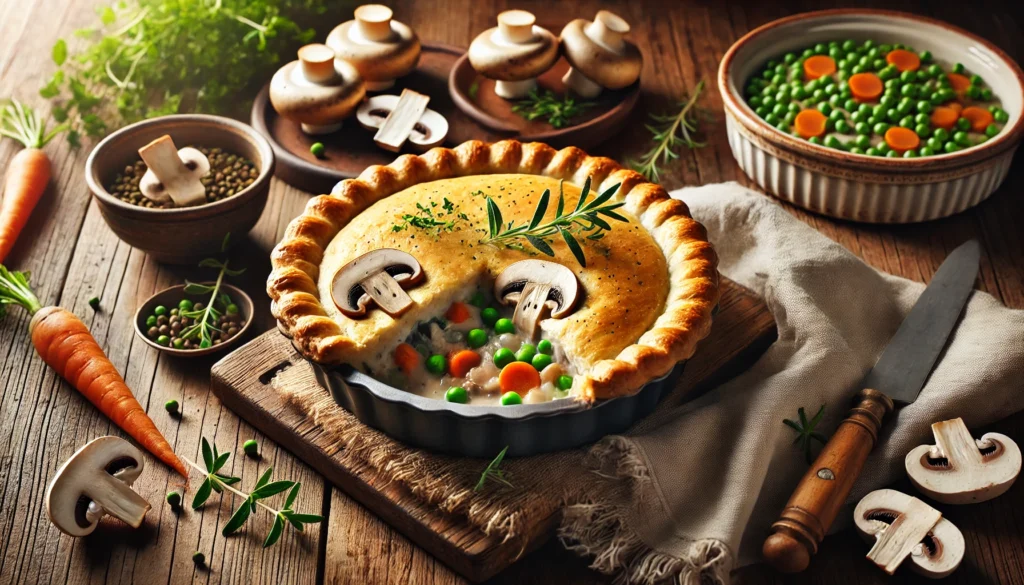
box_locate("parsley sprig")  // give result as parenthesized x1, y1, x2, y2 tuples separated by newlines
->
(188, 437, 323, 547)
(511, 89, 597, 129)
(630, 80, 708, 182)
(180, 235, 244, 348)
(474, 446, 513, 492)
(483, 177, 626, 267)
(391, 197, 468, 236)
(783, 405, 829, 464)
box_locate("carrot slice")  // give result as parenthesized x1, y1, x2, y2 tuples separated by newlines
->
(449, 349, 482, 378)
(884, 127, 921, 152)
(885, 49, 921, 72)
(948, 102, 964, 113)
(394, 343, 420, 374)
(847, 72, 883, 102)
(445, 302, 471, 324)
(802, 55, 836, 81)
(960, 106, 994, 132)
(947, 73, 971, 93)
(793, 109, 828, 139)
(930, 106, 960, 130)
(498, 361, 541, 395)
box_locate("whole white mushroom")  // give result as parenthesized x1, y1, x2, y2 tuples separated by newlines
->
(326, 4, 421, 91)
(560, 11, 643, 98)
(468, 10, 559, 100)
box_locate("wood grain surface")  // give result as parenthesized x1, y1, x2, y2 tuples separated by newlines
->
(0, 1, 1020, 585)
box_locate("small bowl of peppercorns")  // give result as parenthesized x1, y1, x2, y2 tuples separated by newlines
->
(85, 114, 275, 264)
(133, 283, 254, 358)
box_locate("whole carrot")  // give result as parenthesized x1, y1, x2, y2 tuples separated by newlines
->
(0, 266, 187, 477)
(0, 99, 65, 263)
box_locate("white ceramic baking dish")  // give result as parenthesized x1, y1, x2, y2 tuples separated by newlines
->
(719, 9, 1024, 223)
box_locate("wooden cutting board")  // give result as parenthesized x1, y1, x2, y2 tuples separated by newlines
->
(211, 277, 775, 582)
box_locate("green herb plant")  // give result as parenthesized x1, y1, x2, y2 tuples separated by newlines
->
(483, 177, 626, 268)
(189, 437, 323, 547)
(630, 80, 708, 181)
(511, 89, 597, 129)
(474, 446, 513, 492)
(41, 0, 326, 145)
(181, 235, 244, 348)
(391, 197, 468, 236)
(783, 405, 829, 464)
(0, 99, 67, 149)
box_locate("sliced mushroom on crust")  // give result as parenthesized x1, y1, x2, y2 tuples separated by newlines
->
(494, 259, 580, 339)
(332, 248, 425, 318)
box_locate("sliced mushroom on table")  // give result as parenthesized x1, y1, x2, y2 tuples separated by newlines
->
(560, 11, 643, 98)
(137, 135, 210, 207)
(356, 90, 449, 153)
(905, 417, 1021, 504)
(331, 248, 425, 318)
(494, 259, 580, 340)
(45, 436, 152, 537)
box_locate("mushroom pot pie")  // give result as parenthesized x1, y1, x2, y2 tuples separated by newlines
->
(268, 140, 719, 405)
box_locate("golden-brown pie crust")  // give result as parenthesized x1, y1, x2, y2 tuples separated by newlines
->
(268, 140, 719, 401)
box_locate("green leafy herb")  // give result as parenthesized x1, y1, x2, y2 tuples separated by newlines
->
(783, 405, 829, 464)
(180, 234, 244, 348)
(187, 436, 323, 547)
(474, 446, 513, 492)
(511, 89, 597, 129)
(483, 177, 626, 267)
(391, 197, 467, 236)
(629, 80, 708, 182)
(41, 0, 325, 144)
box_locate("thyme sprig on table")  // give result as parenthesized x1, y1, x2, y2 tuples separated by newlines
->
(180, 235, 244, 348)
(783, 405, 829, 464)
(391, 198, 469, 236)
(474, 446, 513, 492)
(483, 177, 626, 268)
(189, 437, 323, 547)
(630, 80, 708, 182)
(511, 89, 597, 129)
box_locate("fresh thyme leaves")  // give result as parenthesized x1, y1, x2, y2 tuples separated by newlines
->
(188, 437, 323, 547)
(483, 177, 626, 268)
(511, 89, 597, 129)
(391, 197, 467, 236)
(629, 80, 708, 182)
(783, 405, 829, 464)
(474, 446, 513, 492)
(180, 234, 245, 348)
(41, 0, 325, 145)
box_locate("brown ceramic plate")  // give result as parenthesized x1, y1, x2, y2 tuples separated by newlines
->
(134, 283, 254, 358)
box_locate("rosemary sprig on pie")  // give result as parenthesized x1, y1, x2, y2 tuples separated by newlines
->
(511, 89, 598, 129)
(630, 80, 708, 182)
(483, 177, 626, 268)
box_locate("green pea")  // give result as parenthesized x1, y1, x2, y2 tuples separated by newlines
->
(755, 106, 769, 118)
(178, 299, 193, 312)
(784, 112, 797, 125)
(771, 74, 785, 86)
(813, 43, 827, 54)
(310, 142, 326, 158)
(854, 134, 871, 149)
(885, 78, 901, 90)
(965, 85, 982, 100)
(933, 128, 950, 142)
(915, 101, 932, 115)
(865, 147, 880, 156)
(225, 303, 239, 316)
(993, 109, 1009, 124)
(952, 62, 965, 74)
(919, 146, 935, 157)
(855, 121, 871, 135)
(956, 117, 971, 132)
(817, 102, 832, 115)
(765, 113, 780, 125)
(927, 136, 944, 151)
(824, 118, 836, 131)
(783, 52, 797, 64)
(900, 84, 917, 98)
(944, 141, 960, 154)
(872, 59, 886, 70)
(445, 386, 469, 404)
(766, 59, 779, 69)
(873, 122, 890, 135)
(500, 392, 522, 406)
(157, 334, 170, 346)
(903, 149, 918, 158)
(913, 112, 930, 125)
(172, 338, 185, 349)
(899, 116, 915, 129)
(466, 328, 488, 348)
(851, 110, 868, 123)
(842, 40, 857, 52)
(828, 47, 843, 60)
(851, 64, 867, 75)
(746, 86, 760, 99)
(885, 150, 899, 158)
(243, 439, 259, 457)
(146, 315, 157, 328)
(916, 50, 930, 62)
(537, 339, 553, 355)
(876, 142, 890, 154)
(953, 131, 970, 146)
(897, 101, 914, 116)
(494, 318, 515, 335)
(915, 124, 931, 138)
(774, 120, 788, 131)
(531, 353, 553, 371)
(792, 69, 804, 82)
(980, 88, 993, 101)
(774, 63, 787, 74)
(927, 64, 942, 77)
(792, 86, 808, 100)
(154, 305, 168, 316)
(985, 123, 1000, 138)
(899, 70, 915, 83)
(166, 491, 182, 508)
(481, 307, 499, 327)
(426, 354, 447, 375)
(556, 375, 574, 391)
(828, 94, 843, 107)
(493, 348, 516, 369)
(823, 135, 842, 149)
(468, 291, 486, 307)
(165, 399, 179, 414)
(975, 135, 988, 145)
(788, 102, 801, 113)
(516, 344, 536, 364)
(812, 89, 825, 101)
(878, 66, 896, 81)
(802, 48, 814, 58)
(835, 120, 852, 134)
(848, 146, 864, 155)
(808, 136, 822, 145)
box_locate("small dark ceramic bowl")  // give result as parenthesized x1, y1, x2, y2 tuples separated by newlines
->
(134, 283, 254, 358)
(85, 115, 275, 264)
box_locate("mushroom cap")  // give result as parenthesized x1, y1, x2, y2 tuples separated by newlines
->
(560, 13, 642, 90)
(493, 259, 580, 317)
(326, 6, 421, 84)
(468, 13, 559, 82)
(270, 45, 366, 127)
(331, 248, 424, 318)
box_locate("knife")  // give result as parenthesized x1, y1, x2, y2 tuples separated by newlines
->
(762, 239, 981, 574)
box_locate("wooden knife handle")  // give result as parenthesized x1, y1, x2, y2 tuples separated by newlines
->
(762, 388, 894, 573)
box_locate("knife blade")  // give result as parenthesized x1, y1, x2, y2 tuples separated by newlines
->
(762, 240, 980, 574)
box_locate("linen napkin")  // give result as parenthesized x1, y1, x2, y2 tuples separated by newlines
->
(558, 183, 1024, 584)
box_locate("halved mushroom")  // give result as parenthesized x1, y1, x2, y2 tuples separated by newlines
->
(45, 436, 151, 537)
(138, 135, 210, 207)
(905, 417, 1021, 505)
(332, 249, 424, 319)
(853, 489, 964, 578)
(356, 90, 449, 153)
(493, 259, 580, 339)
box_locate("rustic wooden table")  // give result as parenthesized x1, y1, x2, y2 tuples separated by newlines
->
(1, 0, 1021, 584)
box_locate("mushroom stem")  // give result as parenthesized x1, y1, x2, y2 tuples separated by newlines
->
(497, 10, 536, 44)
(354, 4, 395, 42)
(495, 78, 537, 99)
(562, 67, 603, 98)
(586, 10, 630, 51)
(298, 44, 337, 84)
